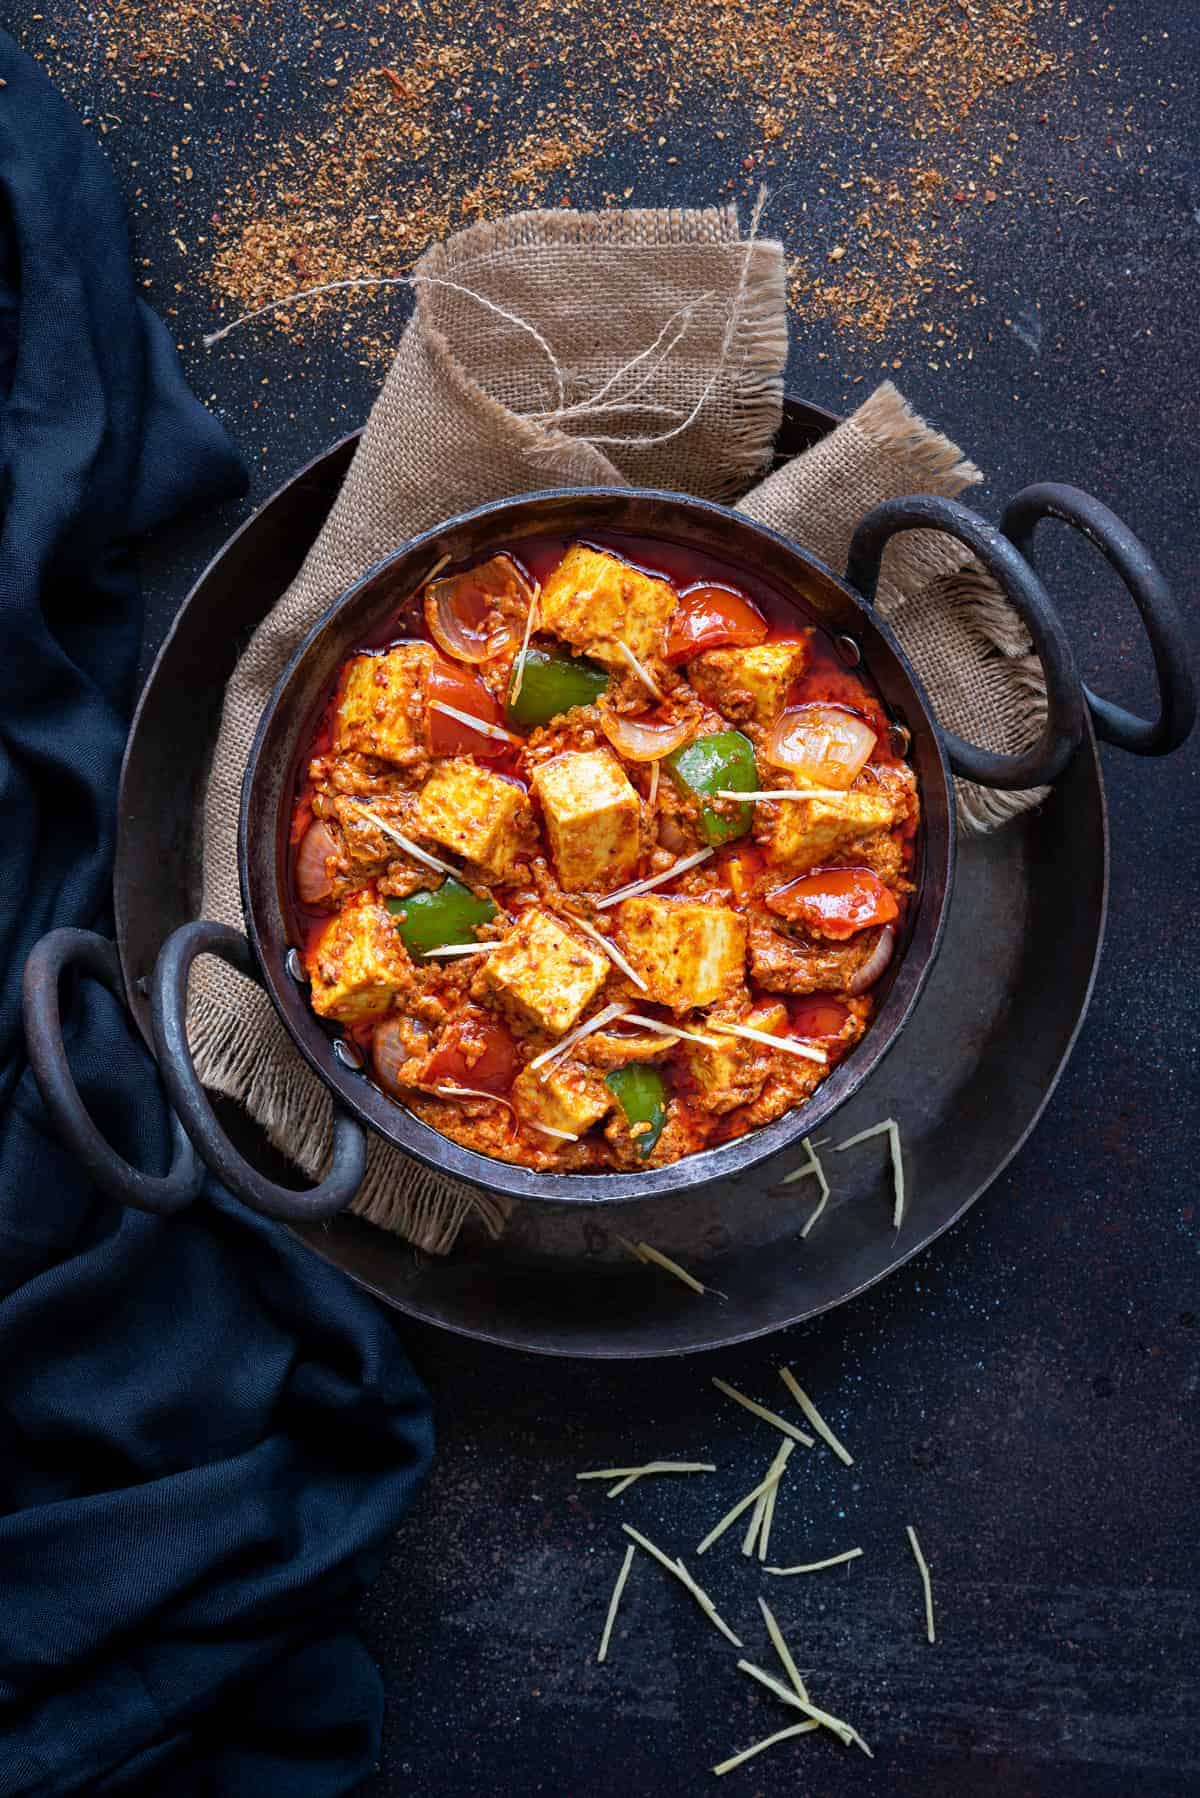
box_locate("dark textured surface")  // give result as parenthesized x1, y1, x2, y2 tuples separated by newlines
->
(13, 1, 1199, 1791)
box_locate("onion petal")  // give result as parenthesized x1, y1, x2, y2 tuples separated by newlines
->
(766, 704, 877, 790)
(582, 1024, 676, 1065)
(847, 924, 896, 994)
(294, 819, 340, 905)
(424, 555, 528, 664)
(600, 709, 694, 763)
(372, 1016, 430, 1094)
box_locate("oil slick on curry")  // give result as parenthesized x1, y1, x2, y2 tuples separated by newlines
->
(288, 534, 919, 1171)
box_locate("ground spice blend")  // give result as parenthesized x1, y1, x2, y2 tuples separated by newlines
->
(21, 0, 1163, 372)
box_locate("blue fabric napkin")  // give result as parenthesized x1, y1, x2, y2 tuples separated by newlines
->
(0, 33, 433, 1795)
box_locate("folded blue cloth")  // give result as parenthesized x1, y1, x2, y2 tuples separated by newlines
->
(0, 33, 433, 1795)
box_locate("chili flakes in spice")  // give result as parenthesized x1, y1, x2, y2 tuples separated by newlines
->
(22, 0, 1089, 356)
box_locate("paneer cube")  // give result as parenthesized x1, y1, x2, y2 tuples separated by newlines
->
(329, 789, 413, 885)
(748, 998, 790, 1037)
(538, 544, 677, 669)
(689, 639, 810, 726)
(415, 758, 527, 876)
(615, 896, 746, 1011)
(512, 1062, 612, 1139)
(685, 1000, 789, 1113)
(531, 749, 640, 892)
(683, 1034, 743, 1109)
(333, 642, 433, 765)
(480, 908, 610, 1036)
(306, 891, 412, 1024)
(765, 789, 895, 874)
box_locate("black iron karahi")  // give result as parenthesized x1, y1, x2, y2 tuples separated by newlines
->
(152, 484, 1080, 1217)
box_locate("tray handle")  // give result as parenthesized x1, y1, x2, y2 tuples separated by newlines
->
(21, 928, 206, 1214)
(845, 493, 1086, 790)
(151, 921, 368, 1223)
(1001, 482, 1195, 756)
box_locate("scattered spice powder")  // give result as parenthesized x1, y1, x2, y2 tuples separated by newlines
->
(21, 0, 1127, 363)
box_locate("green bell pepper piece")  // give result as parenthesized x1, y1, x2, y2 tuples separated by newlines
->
(605, 1064, 667, 1159)
(386, 877, 497, 957)
(666, 729, 758, 846)
(506, 645, 609, 727)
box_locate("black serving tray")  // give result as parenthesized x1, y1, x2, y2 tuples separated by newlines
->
(115, 399, 1109, 1357)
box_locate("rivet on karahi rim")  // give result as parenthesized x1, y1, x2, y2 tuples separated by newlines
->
(332, 1037, 364, 1072)
(834, 633, 862, 667)
(889, 720, 912, 757)
(285, 947, 307, 983)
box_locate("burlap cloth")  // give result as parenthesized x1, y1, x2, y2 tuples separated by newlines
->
(190, 204, 1049, 1253)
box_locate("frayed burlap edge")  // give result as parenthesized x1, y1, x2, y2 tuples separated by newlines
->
(931, 566, 1052, 831)
(851, 378, 983, 493)
(413, 202, 787, 501)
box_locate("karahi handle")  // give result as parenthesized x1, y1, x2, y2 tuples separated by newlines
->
(846, 492, 1086, 790)
(1002, 482, 1194, 756)
(151, 920, 368, 1224)
(22, 928, 205, 1214)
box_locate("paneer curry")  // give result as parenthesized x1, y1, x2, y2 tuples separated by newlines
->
(289, 534, 920, 1172)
